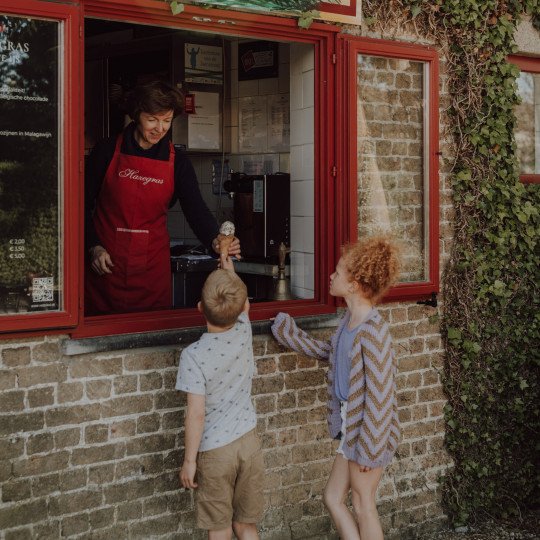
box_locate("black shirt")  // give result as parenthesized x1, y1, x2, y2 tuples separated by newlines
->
(85, 123, 219, 252)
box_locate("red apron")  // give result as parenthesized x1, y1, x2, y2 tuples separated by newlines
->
(85, 135, 175, 315)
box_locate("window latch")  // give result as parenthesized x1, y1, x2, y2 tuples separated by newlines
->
(417, 292, 437, 308)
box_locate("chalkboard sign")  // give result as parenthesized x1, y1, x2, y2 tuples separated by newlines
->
(0, 15, 62, 315)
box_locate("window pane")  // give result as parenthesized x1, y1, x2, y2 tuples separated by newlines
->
(84, 19, 315, 316)
(515, 71, 540, 174)
(0, 15, 63, 315)
(356, 55, 428, 282)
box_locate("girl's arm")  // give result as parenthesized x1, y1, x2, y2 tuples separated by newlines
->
(271, 312, 332, 360)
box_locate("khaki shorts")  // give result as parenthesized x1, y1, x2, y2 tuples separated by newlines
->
(196, 429, 264, 530)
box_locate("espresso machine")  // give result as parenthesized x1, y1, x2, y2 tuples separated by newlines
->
(224, 172, 290, 263)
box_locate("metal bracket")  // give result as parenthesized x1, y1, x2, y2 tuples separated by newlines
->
(417, 292, 438, 308)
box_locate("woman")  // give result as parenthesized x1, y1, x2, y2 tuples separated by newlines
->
(85, 80, 240, 315)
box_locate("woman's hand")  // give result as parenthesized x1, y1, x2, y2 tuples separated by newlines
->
(212, 236, 242, 260)
(90, 245, 114, 275)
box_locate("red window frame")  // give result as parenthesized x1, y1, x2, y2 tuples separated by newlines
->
(339, 36, 440, 302)
(0, 0, 80, 334)
(70, 0, 341, 338)
(320, 0, 357, 16)
(508, 54, 540, 185)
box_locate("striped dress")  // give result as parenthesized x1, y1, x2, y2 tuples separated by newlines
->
(271, 309, 400, 469)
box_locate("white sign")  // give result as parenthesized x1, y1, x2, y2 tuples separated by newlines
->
(239, 96, 267, 153)
(188, 91, 221, 150)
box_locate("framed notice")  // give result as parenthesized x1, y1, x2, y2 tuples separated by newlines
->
(239, 96, 267, 153)
(188, 91, 221, 150)
(238, 41, 279, 81)
(184, 43, 223, 85)
(0, 14, 62, 315)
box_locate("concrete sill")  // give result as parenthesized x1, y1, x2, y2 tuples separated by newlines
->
(61, 311, 342, 356)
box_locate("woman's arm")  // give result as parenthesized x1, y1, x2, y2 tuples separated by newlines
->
(84, 138, 115, 250)
(271, 312, 332, 360)
(174, 154, 219, 252)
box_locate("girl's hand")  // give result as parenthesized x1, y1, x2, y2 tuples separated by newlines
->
(357, 464, 371, 473)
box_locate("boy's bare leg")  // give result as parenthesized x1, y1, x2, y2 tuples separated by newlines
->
(208, 527, 233, 540)
(323, 455, 361, 539)
(348, 464, 384, 540)
(232, 522, 259, 539)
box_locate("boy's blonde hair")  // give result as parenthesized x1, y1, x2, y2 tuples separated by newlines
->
(341, 236, 401, 304)
(201, 269, 248, 327)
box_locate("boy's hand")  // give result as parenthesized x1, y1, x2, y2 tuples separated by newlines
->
(219, 253, 235, 272)
(180, 460, 198, 489)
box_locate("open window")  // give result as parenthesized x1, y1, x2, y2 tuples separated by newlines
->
(509, 55, 540, 184)
(341, 37, 440, 301)
(74, 1, 339, 338)
(0, 0, 79, 333)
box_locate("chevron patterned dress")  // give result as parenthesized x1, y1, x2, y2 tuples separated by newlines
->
(271, 309, 400, 468)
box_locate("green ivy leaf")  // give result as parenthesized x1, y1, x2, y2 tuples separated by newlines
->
(170, 1, 185, 14)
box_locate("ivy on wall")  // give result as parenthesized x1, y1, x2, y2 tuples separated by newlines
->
(167, 0, 539, 526)
(363, 0, 540, 527)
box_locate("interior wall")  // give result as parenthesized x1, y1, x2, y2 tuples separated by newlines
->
(289, 43, 315, 299)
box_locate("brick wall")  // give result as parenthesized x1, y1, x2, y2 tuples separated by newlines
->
(0, 23, 457, 540)
(0, 296, 451, 539)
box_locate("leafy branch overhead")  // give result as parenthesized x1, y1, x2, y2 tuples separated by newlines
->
(364, 0, 540, 528)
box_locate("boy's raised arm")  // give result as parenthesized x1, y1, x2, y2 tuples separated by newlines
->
(180, 392, 205, 489)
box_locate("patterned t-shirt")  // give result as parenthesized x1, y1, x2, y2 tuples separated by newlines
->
(175, 312, 257, 451)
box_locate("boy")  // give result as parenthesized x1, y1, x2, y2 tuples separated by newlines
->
(176, 255, 263, 540)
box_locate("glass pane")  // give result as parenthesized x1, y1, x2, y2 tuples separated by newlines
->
(0, 15, 62, 315)
(356, 55, 428, 282)
(515, 71, 540, 174)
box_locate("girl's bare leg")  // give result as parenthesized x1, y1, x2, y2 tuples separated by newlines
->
(348, 464, 384, 540)
(323, 455, 361, 539)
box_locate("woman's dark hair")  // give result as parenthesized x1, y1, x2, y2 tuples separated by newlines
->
(124, 80, 184, 122)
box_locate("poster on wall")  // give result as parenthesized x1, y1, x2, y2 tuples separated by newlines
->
(188, 91, 221, 150)
(184, 1, 361, 25)
(239, 96, 267, 153)
(267, 94, 290, 152)
(184, 43, 223, 85)
(0, 15, 61, 315)
(238, 41, 279, 81)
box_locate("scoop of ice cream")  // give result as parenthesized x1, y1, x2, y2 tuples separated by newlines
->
(219, 221, 235, 236)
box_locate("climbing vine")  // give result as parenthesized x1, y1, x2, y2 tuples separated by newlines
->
(363, 0, 540, 527)
(168, 0, 539, 526)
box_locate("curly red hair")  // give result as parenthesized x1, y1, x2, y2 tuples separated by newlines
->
(341, 236, 401, 303)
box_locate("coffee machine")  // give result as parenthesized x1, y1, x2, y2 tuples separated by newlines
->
(224, 172, 290, 263)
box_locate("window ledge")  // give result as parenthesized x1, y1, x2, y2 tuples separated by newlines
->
(61, 310, 342, 356)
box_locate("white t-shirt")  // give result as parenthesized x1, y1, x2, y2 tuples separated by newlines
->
(175, 312, 257, 451)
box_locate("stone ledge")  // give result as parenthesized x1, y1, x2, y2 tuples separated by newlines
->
(60, 311, 342, 357)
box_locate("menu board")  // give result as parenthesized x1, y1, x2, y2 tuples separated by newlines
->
(0, 15, 61, 315)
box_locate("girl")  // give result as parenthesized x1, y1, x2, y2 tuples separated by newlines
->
(271, 236, 400, 539)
